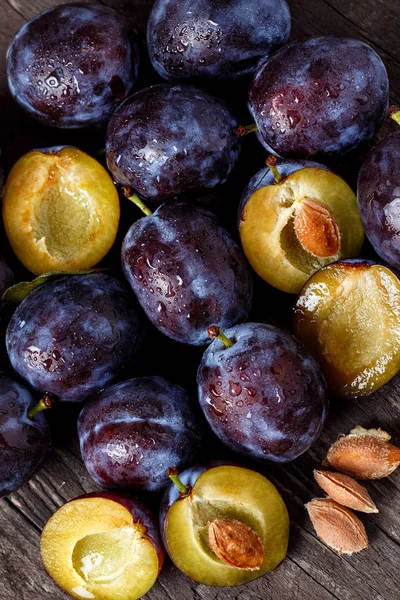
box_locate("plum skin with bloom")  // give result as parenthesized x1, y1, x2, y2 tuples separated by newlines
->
(106, 83, 241, 202)
(6, 274, 143, 402)
(122, 201, 253, 345)
(7, 2, 139, 128)
(78, 376, 205, 492)
(197, 323, 329, 462)
(0, 376, 50, 498)
(249, 37, 389, 157)
(147, 0, 291, 81)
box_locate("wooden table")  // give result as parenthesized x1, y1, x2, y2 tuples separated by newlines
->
(1, 1, 400, 599)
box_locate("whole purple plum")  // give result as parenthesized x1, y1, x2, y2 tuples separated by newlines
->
(0, 376, 50, 497)
(357, 132, 400, 268)
(106, 83, 241, 202)
(6, 274, 143, 402)
(121, 201, 253, 345)
(147, 0, 290, 81)
(197, 323, 328, 462)
(7, 3, 139, 128)
(78, 376, 204, 492)
(249, 37, 389, 157)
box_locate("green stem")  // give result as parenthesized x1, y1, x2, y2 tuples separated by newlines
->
(234, 124, 258, 137)
(389, 105, 400, 126)
(28, 394, 54, 420)
(122, 187, 153, 216)
(208, 325, 235, 348)
(266, 155, 283, 183)
(167, 467, 189, 495)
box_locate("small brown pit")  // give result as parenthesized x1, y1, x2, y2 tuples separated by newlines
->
(294, 198, 341, 258)
(208, 519, 264, 570)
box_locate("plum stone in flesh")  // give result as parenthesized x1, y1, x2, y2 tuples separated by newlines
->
(249, 37, 389, 157)
(197, 323, 329, 461)
(147, 0, 291, 81)
(106, 84, 241, 202)
(6, 274, 143, 402)
(78, 376, 204, 492)
(122, 201, 253, 345)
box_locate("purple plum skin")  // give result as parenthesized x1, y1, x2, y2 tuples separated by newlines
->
(197, 323, 329, 462)
(6, 274, 143, 402)
(7, 2, 139, 128)
(357, 132, 400, 269)
(121, 201, 253, 346)
(147, 0, 291, 81)
(78, 376, 204, 492)
(0, 377, 50, 498)
(106, 83, 241, 202)
(249, 37, 389, 158)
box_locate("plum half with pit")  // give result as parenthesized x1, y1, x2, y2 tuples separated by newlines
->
(294, 260, 400, 398)
(122, 200, 253, 345)
(147, 0, 291, 81)
(160, 463, 289, 586)
(3, 147, 120, 275)
(41, 492, 165, 600)
(248, 37, 389, 158)
(0, 377, 51, 498)
(197, 323, 328, 462)
(106, 83, 240, 202)
(357, 108, 400, 269)
(239, 158, 364, 293)
(6, 274, 143, 403)
(78, 376, 204, 492)
(7, 3, 139, 128)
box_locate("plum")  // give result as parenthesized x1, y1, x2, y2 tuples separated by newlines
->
(3, 147, 120, 275)
(106, 83, 240, 202)
(160, 463, 289, 585)
(7, 3, 139, 128)
(0, 377, 51, 498)
(239, 158, 364, 293)
(41, 492, 165, 600)
(294, 260, 400, 398)
(147, 0, 291, 81)
(249, 37, 389, 157)
(121, 200, 253, 345)
(78, 376, 204, 492)
(6, 274, 143, 402)
(197, 323, 328, 462)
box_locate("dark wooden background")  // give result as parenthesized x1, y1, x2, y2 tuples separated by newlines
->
(1, 1, 400, 599)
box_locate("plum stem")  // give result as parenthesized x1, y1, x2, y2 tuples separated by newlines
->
(389, 105, 400, 126)
(266, 156, 283, 183)
(28, 393, 55, 420)
(167, 466, 190, 495)
(122, 187, 153, 216)
(234, 124, 258, 137)
(208, 325, 234, 348)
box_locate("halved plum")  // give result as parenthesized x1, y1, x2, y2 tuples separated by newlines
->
(41, 492, 165, 600)
(160, 464, 289, 586)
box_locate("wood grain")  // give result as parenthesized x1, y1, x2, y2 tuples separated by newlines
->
(1, 1, 400, 599)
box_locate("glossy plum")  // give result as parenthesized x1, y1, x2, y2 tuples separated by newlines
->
(357, 132, 400, 268)
(7, 3, 139, 128)
(78, 376, 204, 492)
(0, 377, 50, 498)
(249, 37, 389, 157)
(197, 323, 328, 462)
(6, 274, 143, 402)
(106, 84, 240, 202)
(147, 0, 290, 81)
(122, 201, 253, 345)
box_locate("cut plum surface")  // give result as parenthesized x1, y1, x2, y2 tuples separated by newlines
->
(41, 494, 164, 600)
(294, 260, 400, 397)
(161, 464, 289, 586)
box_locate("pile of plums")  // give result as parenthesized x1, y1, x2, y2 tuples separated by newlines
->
(1, 1, 399, 598)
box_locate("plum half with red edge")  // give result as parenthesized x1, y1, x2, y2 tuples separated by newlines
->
(160, 463, 289, 586)
(197, 323, 328, 462)
(41, 491, 165, 600)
